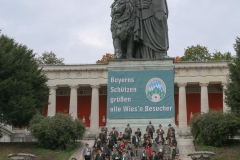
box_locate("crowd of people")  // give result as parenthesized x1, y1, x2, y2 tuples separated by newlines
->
(83, 121, 180, 160)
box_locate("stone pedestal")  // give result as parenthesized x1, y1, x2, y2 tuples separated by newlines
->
(107, 59, 177, 133)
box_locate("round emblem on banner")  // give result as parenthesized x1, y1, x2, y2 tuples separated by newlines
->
(146, 78, 166, 102)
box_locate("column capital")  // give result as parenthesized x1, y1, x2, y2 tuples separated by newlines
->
(48, 86, 58, 90)
(69, 85, 79, 89)
(91, 85, 100, 89)
(199, 83, 209, 87)
(221, 82, 227, 87)
(177, 82, 187, 87)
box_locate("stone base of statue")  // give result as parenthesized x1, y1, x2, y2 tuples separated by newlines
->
(106, 59, 177, 135)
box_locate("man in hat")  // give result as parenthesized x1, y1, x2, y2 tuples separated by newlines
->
(132, 132, 140, 156)
(169, 135, 177, 147)
(83, 143, 92, 160)
(136, 128, 142, 137)
(102, 125, 108, 137)
(146, 121, 155, 139)
(109, 127, 119, 147)
(149, 151, 159, 160)
(157, 141, 165, 160)
(156, 124, 165, 135)
(127, 145, 134, 158)
(140, 146, 148, 160)
(155, 133, 165, 145)
(167, 124, 175, 134)
(112, 150, 122, 160)
(99, 129, 107, 147)
(125, 124, 132, 135)
(121, 149, 131, 160)
(95, 149, 105, 160)
(166, 128, 175, 144)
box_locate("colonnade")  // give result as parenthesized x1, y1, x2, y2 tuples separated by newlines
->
(47, 85, 101, 129)
(178, 82, 228, 133)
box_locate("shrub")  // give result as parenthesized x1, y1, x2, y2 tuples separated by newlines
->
(190, 111, 240, 146)
(29, 113, 86, 150)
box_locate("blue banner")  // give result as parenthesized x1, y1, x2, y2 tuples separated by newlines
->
(107, 70, 175, 119)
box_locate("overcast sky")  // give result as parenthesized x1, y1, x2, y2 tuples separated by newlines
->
(1, 0, 240, 64)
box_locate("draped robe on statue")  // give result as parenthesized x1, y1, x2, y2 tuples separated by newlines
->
(133, 0, 169, 58)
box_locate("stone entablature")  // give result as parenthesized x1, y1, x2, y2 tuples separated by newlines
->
(42, 61, 229, 86)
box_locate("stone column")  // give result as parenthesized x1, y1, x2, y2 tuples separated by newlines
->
(178, 83, 188, 133)
(90, 85, 100, 130)
(200, 83, 209, 113)
(69, 85, 79, 119)
(48, 86, 58, 117)
(221, 83, 229, 112)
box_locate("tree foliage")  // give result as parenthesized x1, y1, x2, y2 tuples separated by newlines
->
(181, 45, 211, 61)
(211, 51, 233, 61)
(191, 111, 240, 146)
(96, 53, 114, 64)
(0, 33, 49, 127)
(29, 113, 86, 150)
(224, 37, 240, 114)
(36, 51, 64, 65)
(180, 45, 233, 61)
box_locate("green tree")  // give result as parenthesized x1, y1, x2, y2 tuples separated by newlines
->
(211, 50, 233, 61)
(36, 51, 64, 65)
(0, 33, 49, 127)
(29, 113, 86, 150)
(181, 45, 211, 61)
(224, 37, 240, 115)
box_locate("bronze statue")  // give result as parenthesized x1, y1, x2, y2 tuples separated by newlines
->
(111, 0, 135, 59)
(111, 0, 169, 59)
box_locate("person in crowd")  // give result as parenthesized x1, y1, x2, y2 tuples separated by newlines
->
(109, 127, 119, 147)
(127, 146, 134, 158)
(95, 149, 105, 160)
(156, 124, 164, 135)
(102, 125, 108, 137)
(167, 124, 175, 134)
(107, 135, 115, 151)
(155, 133, 165, 145)
(149, 151, 159, 160)
(99, 129, 107, 147)
(170, 144, 179, 160)
(157, 141, 165, 160)
(173, 155, 180, 160)
(121, 149, 131, 160)
(143, 129, 151, 142)
(118, 132, 123, 141)
(112, 150, 122, 160)
(140, 146, 148, 160)
(125, 141, 132, 151)
(125, 124, 132, 135)
(105, 154, 110, 160)
(132, 132, 140, 156)
(93, 137, 102, 150)
(119, 139, 125, 151)
(169, 135, 177, 147)
(103, 141, 111, 158)
(143, 139, 152, 158)
(166, 128, 175, 145)
(136, 128, 142, 137)
(123, 131, 131, 141)
(83, 143, 92, 160)
(146, 121, 155, 139)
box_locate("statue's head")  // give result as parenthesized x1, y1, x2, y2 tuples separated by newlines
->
(111, 0, 127, 18)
